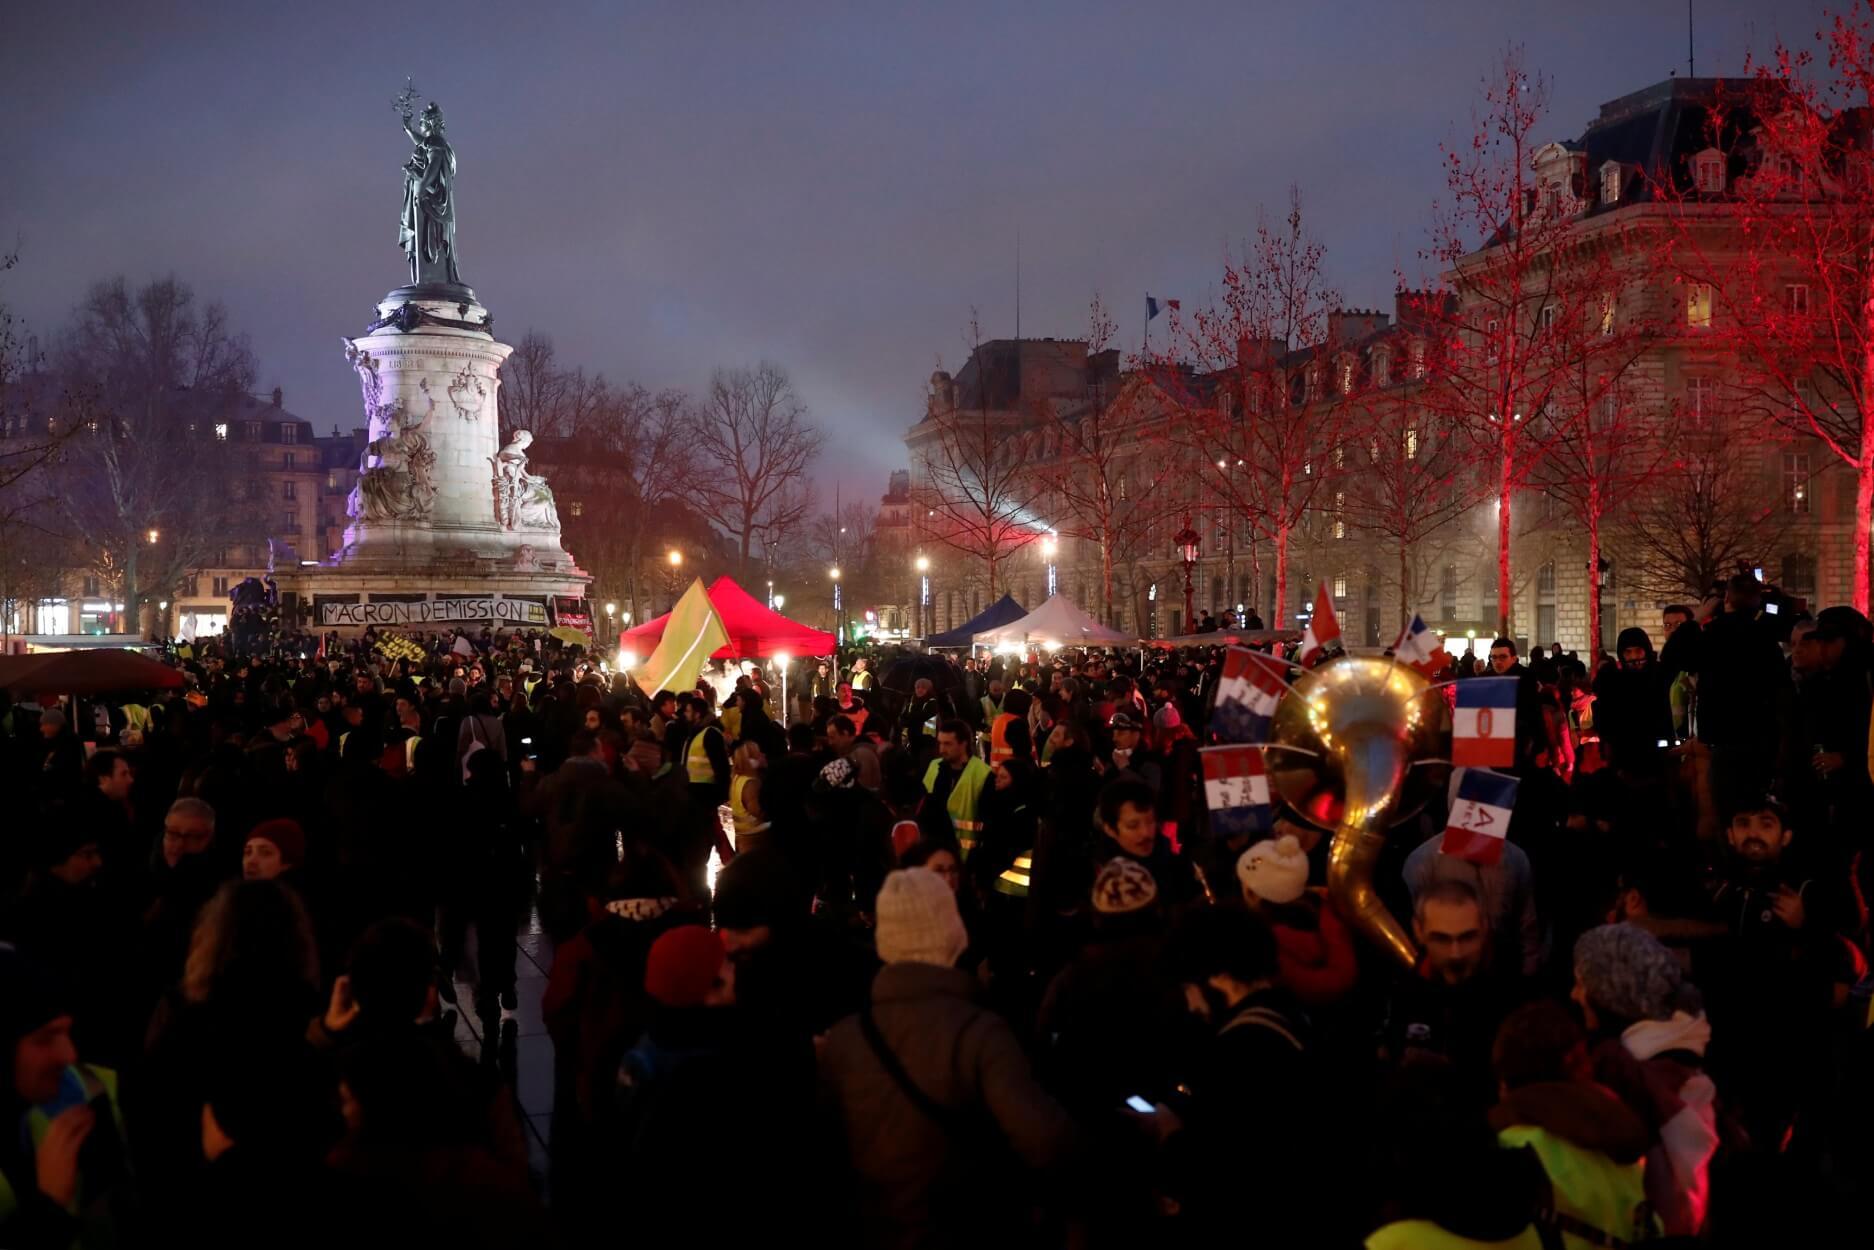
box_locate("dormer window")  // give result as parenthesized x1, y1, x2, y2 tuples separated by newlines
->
(1409, 340, 1426, 380)
(1600, 161, 1623, 205)
(1371, 347, 1391, 385)
(1695, 149, 1725, 194)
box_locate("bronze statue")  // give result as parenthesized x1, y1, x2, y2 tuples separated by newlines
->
(398, 89, 460, 286)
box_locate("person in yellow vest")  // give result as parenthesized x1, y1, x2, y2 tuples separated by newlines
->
(728, 741, 770, 855)
(679, 694, 732, 898)
(0, 949, 129, 1247)
(921, 720, 990, 859)
(1488, 1000, 1659, 1250)
(978, 676, 1005, 728)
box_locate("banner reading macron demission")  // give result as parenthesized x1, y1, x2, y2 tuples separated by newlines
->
(316, 597, 549, 628)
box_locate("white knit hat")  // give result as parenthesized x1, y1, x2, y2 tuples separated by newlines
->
(875, 869, 969, 968)
(1236, 835, 1309, 905)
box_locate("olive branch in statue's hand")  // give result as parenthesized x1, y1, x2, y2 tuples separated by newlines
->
(393, 77, 420, 124)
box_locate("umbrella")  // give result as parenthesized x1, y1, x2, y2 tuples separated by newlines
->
(547, 626, 591, 647)
(0, 649, 187, 695)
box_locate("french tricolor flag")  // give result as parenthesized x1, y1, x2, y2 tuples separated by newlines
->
(1453, 676, 1518, 768)
(1211, 646, 1287, 743)
(1393, 613, 1441, 672)
(1441, 766, 1519, 865)
(1299, 583, 1343, 668)
(1201, 744, 1272, 838)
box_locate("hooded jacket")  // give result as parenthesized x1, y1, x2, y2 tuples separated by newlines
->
(1591, 1012, 1719, 1238)
(1489, 1081, 1656, 1249)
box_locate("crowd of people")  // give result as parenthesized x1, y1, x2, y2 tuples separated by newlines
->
(1, 569, 1870, 1247)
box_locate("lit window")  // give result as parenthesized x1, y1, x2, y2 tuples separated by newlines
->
(1404, 428, 1420, 460)
(1333, 576, 1348, 598)
(1687, 283, 1713, 328)
(1118, 471, 1128, 501)
(1601, 163, 1622, 204)
(1332, 445, 1345, 469)
(1696, 152, 1725, 194)
(569, 500, 584, 518)
(1600, 291, 1616, 336)
(1333, 492, 1346, 540)
(213, 423, 228, 441)
(1784, 452, 1812, 514)
(1785, 284, 1810, 316)
(1338, 360, 1354, 395)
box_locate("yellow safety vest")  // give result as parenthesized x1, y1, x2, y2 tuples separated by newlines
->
(922, 756, 991, 857)
(1497, 1125, 1656, 1250)
(685, 726, 721, 785)
(0, 1064, 124, 1224)
(1365, 1220, 1543, 1250)
(730, 772, 769, 837)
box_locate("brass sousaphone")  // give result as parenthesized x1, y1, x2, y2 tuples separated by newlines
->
(1265, 655, 1450, 967)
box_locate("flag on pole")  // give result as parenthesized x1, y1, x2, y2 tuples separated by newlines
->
(1393, 613, 1441, 671)
(1441, 766, 1519, 865)
(1298, 583, 1343, 668)
(1453, 676, 1518, 767)
(1146, 295, 1181, 320)
(634, 578, 729, 697)
(1200, 744, 1272, 838)
(1212, 646, 1288, 743)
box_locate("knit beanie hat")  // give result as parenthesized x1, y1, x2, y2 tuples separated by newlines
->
(0, 944, 68, 1050)
(1092, 858, 1159, 914)
(643, 925, 727, 1008)
(816, 757, 856, 791)
(1236, 835, 1309, 905)
(874, 869, 969, 968)
(1572, 924, 1687, 1024)
(1152, 704, 1182, 731)
(246, 818, 306, 867)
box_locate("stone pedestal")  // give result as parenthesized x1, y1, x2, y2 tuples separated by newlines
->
(280, 283, 590, 631)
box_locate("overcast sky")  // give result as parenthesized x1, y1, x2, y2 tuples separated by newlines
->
(0, 0, 1832, 498)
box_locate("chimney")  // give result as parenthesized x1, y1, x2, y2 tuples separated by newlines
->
(271, 386, 283, 408)
(1327, 308, 1389, 343)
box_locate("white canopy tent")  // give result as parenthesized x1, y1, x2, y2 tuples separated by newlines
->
(972, 594, 1133, 650)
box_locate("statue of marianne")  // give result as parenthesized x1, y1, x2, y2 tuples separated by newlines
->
(399, 98, 461, 286)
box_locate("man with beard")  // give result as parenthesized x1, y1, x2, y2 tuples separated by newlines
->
(1382, 878, 1518, 1108)
(1703, 796, 1838, 1145)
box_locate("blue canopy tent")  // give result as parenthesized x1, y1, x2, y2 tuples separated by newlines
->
(925, 592, 1027, 648)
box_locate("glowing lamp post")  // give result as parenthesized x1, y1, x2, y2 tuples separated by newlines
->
(604, 601, 616, 646)
(1041, 532, 1058, 598)
(915, 555, 931, 638)
(829, 567, 842, 639)
(665, 549, 683, 611)
(1174, 516, 1201, 632)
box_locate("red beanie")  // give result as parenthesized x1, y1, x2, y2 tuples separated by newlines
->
(246, 818, 306, 867)
(643, 926, 726, 1008)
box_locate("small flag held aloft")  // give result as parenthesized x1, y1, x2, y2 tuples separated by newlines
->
(1453, 676, 1518, 767)
(1393, 613, 1442, 672)
(1441, 766, 1519, 865)
(1299, 583, 1343, 668)
(1201, 744, 1272, 838)
(1211, 647, 1288, 743)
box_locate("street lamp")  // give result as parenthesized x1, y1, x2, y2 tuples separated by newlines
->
(772, 594, 785, 611)
(604, 601, 616, 645)
(665, 549, 684, 611)
(146, 528, 160, 544)
(1041, 532, 1058, 598)
(915, 555, 930, 638)
(1174, 515, 1201, 633)
(829, 566, 842, 639)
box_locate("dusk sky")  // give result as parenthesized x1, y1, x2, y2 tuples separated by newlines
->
(1, 1, 1833, 499)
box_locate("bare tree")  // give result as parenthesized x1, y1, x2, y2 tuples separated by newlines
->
(696, 362, 823, 573)
(1024, 294, 1179, 624)
(54, 277, 261, 634)
(912, 314, 1048, 595)
(1416, 47, 1659, 636)
(1156, 187, 1352, 619)
(1628, 431, 1790, 602)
